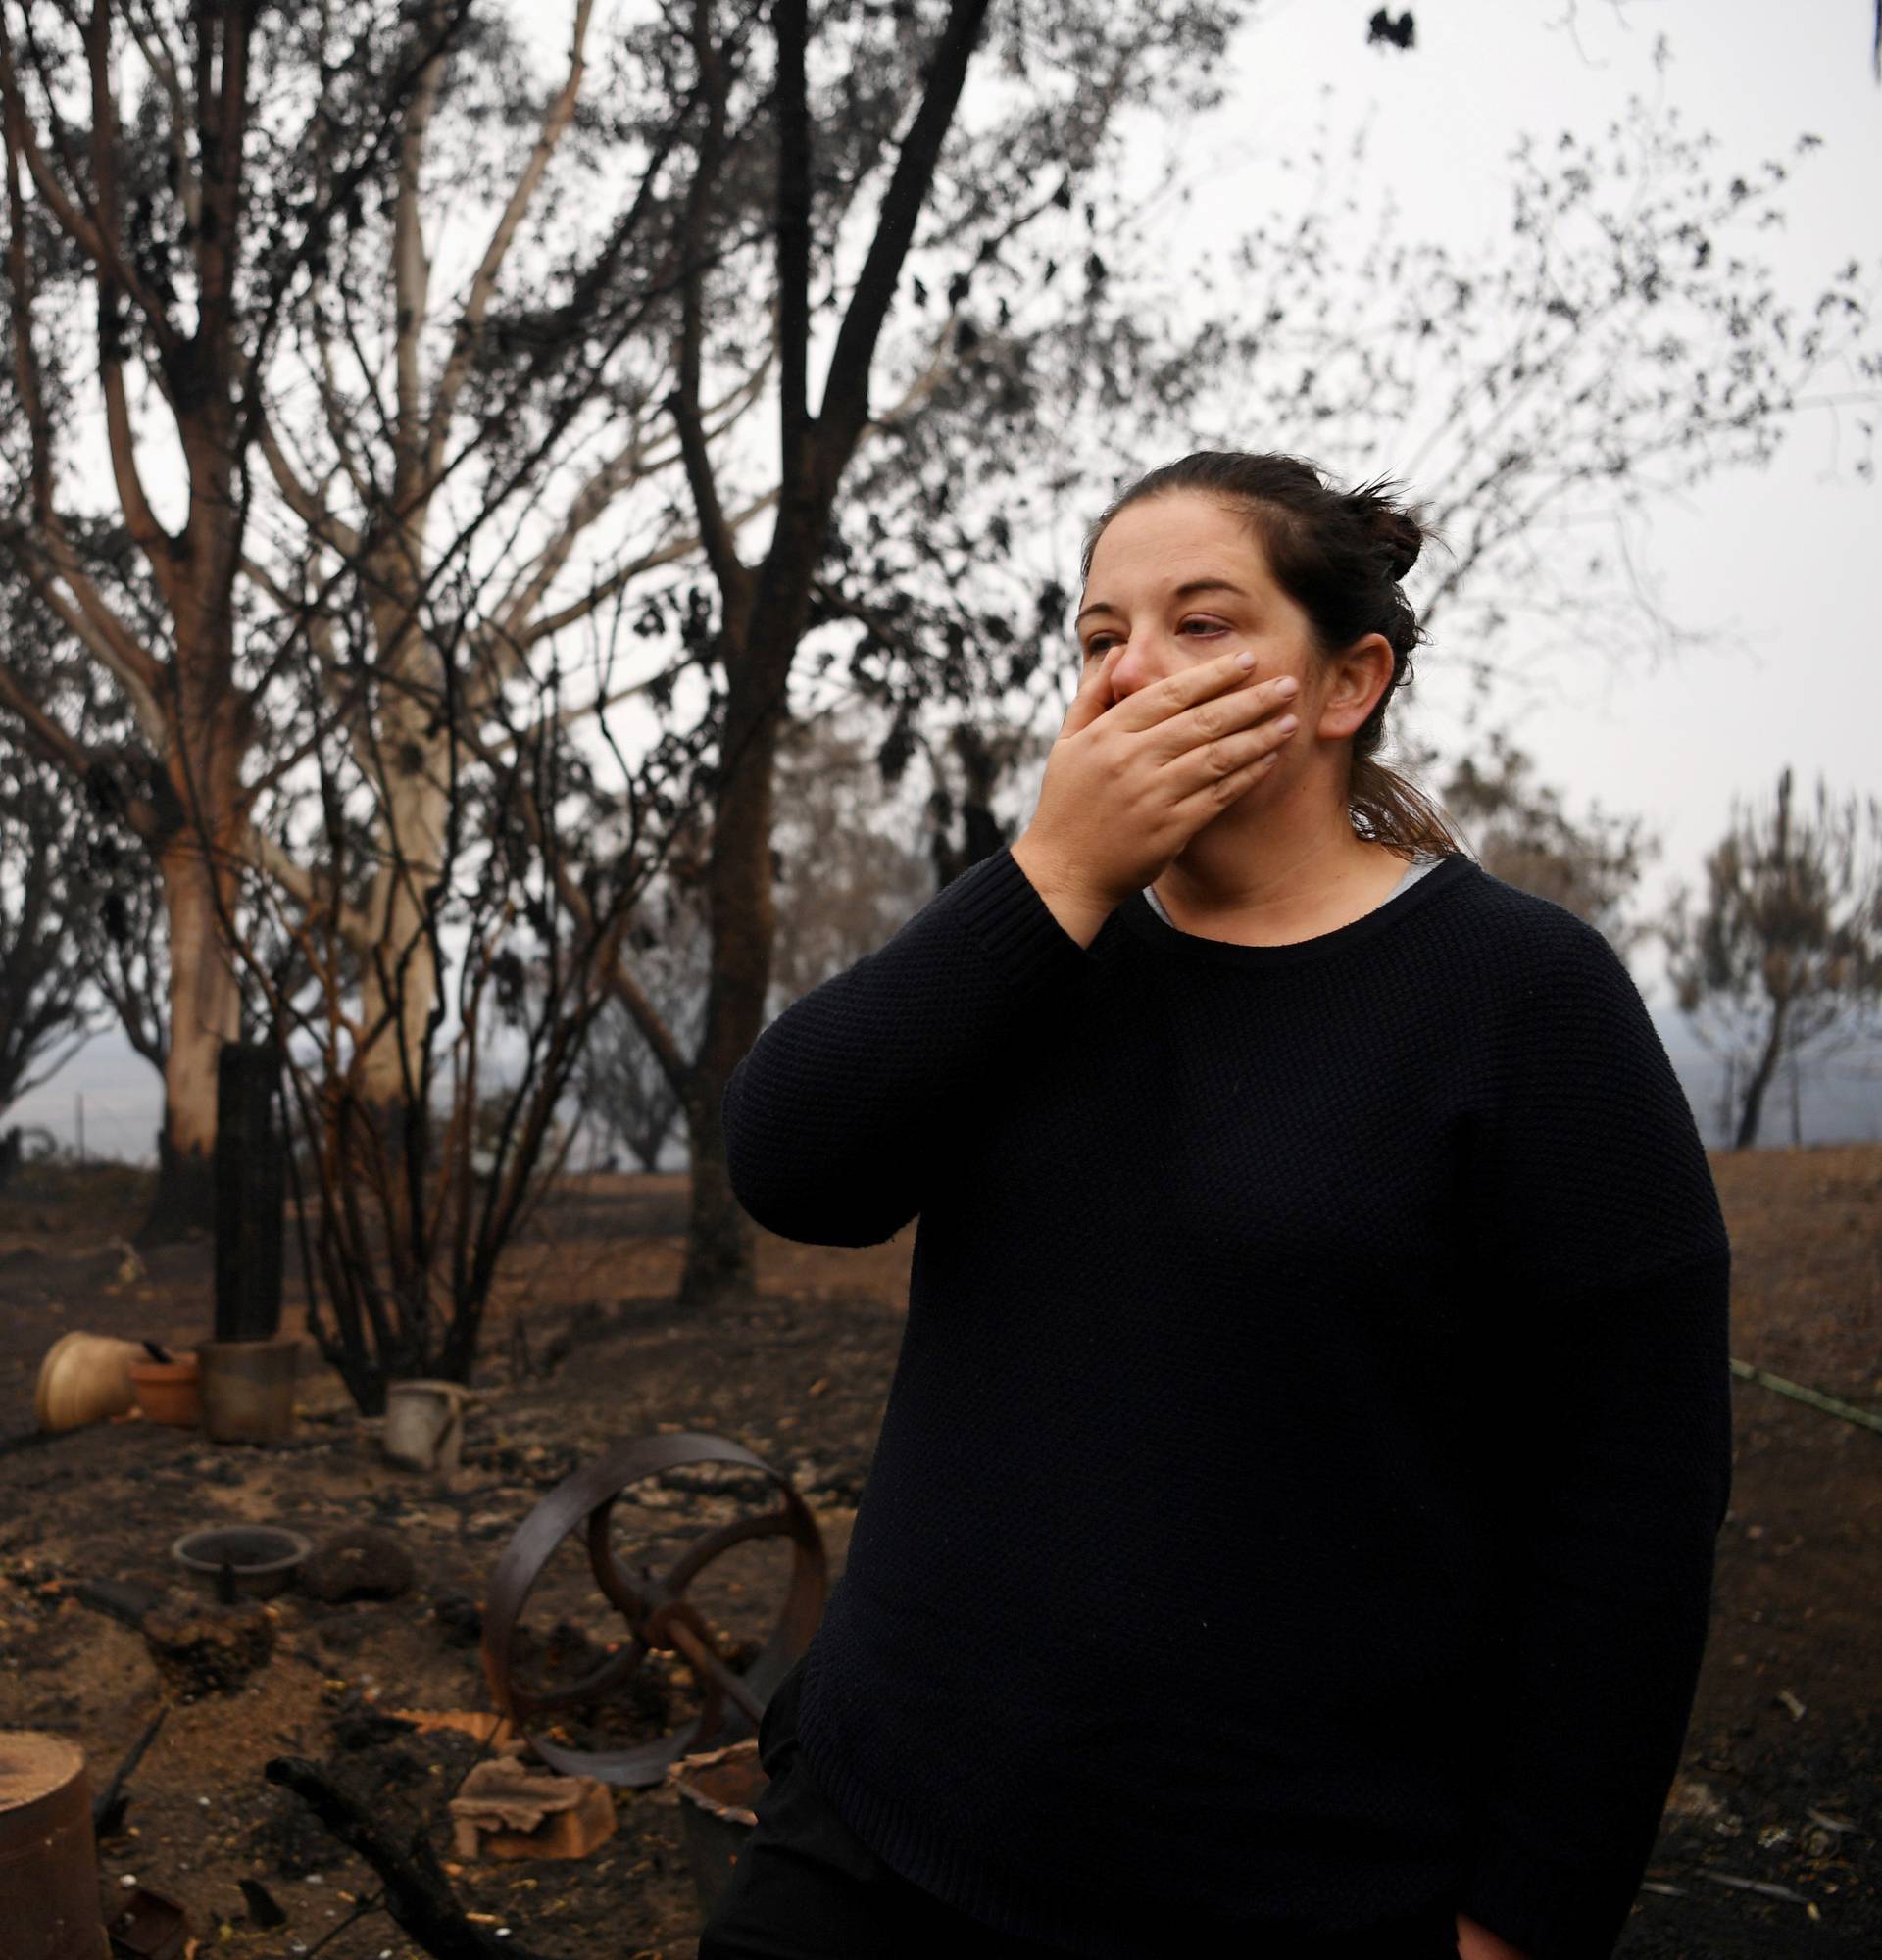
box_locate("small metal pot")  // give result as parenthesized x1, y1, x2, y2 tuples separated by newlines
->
(171, 1525, 312, 1601)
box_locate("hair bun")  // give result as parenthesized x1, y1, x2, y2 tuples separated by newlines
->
(1346, 477, 1425, 580)
(1373, 509, 1423, 581)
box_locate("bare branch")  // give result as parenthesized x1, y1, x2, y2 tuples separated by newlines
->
(80, 4, 183, 607)
(259, 412, 364, 558)
(7, 119, 168, 736)
(480, 349, 772, 672)
(0, 658, 106, 786)
(100, 362, 180, 602)
(245, 822, 373, 950)
(0, 24, 180, 350)
(480, 649, 699, 762)
(451, 710, 692, 1098)
(192, 0, 253, 348)
(122, 0, 200, 232)
(9, 133, 162, 718)
(393, 6, 452, 493)
(816, 0, 993, 465)
(311, 326, 379, 513)
(775, 0, 810, 459)
(423, 0, 596, 478)
(507, 486, 780, 659)
(480, 432, 653, 666)
(865, 307, 962, 435)
(670, 0, 747, 614)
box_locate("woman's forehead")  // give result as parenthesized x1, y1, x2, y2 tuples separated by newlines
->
(1083, 494, 1272, 593)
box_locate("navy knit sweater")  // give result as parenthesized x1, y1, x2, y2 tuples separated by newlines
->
(721, 842, 1733, 1960)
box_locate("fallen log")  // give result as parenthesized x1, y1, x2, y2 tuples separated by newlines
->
(92, 1705, 168, 1838)
(263, 1755, 557, 1960)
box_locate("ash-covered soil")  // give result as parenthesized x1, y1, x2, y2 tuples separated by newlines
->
(0, 1149, 1876, 1958)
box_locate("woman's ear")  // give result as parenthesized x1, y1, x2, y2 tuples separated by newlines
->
(1314, 633, 1396, 740)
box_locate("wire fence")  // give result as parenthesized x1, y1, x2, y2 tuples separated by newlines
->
(3, 1076, 161, 1166)
(4, 1030, 1879, 1167)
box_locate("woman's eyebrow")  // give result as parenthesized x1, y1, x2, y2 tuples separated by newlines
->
(1074, 578, 1252, 628)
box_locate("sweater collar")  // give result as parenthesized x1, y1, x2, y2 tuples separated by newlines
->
(1110, 851, 1477, 968)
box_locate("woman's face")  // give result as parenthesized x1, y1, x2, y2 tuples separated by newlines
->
(1075, 491, 1324, 707)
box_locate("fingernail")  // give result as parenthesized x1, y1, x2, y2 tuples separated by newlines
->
(1274, 675, 1299, 697)
(1235, 651, 1255, 669)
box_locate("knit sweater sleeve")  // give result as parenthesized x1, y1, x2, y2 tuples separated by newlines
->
(1460, 913, 1733, 1960)
(721, 843, 1094, 1247)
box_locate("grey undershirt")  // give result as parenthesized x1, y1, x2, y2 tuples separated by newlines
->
(1140, 852, 1443, 930)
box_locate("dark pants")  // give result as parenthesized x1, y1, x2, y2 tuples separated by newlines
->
(696, 1660, 1463, 1960)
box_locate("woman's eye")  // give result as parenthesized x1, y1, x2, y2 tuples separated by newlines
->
(1084, 617, 1225, 659)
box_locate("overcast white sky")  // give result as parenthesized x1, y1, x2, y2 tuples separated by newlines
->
(12, 0, 1879, 1157)
(1201, 0, 1879, 966)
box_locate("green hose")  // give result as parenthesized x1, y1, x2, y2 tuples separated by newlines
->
(1729, 1357, 1882, 1435)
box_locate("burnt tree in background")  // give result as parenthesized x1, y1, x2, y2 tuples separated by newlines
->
(1666, 767, 1882, 1150)
(213, 1041, 284, 1343)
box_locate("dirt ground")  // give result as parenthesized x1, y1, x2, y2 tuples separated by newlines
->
(0, 1146, 1876, 1959)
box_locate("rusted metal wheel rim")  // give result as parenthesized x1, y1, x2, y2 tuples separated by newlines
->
(481, 1431, 826, 1787)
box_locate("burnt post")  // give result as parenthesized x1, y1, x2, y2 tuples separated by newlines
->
(214, 1041, 285, 1344)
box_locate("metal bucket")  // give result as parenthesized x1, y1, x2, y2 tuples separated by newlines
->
(382, 1379, 473, 1472)
(667, 1736, 767, 1918)
(0, 1731, 108, 1958)
(196, 1337, 299, 1445)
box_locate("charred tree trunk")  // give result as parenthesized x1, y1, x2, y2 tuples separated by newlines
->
(140, 810, 243, 1244)
(355, 564, 449, 1121)
(665, 0, 990, 1308)
(1734, 995, 1791, 1152)
(676, 657, 785, 1309)
(214, 1041, 284, 1340)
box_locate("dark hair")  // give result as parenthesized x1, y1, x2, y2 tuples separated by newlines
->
(1079, 450, 1466, 860)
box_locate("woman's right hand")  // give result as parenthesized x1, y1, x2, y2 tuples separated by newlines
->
(1012, 643, 1301, 924)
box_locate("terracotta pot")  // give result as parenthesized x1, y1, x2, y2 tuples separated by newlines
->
(33, 1332, 143, 1433)
(128, 1354, 201, 1429)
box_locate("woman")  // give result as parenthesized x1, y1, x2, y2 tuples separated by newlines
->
(704, 452, 1733, 1960)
